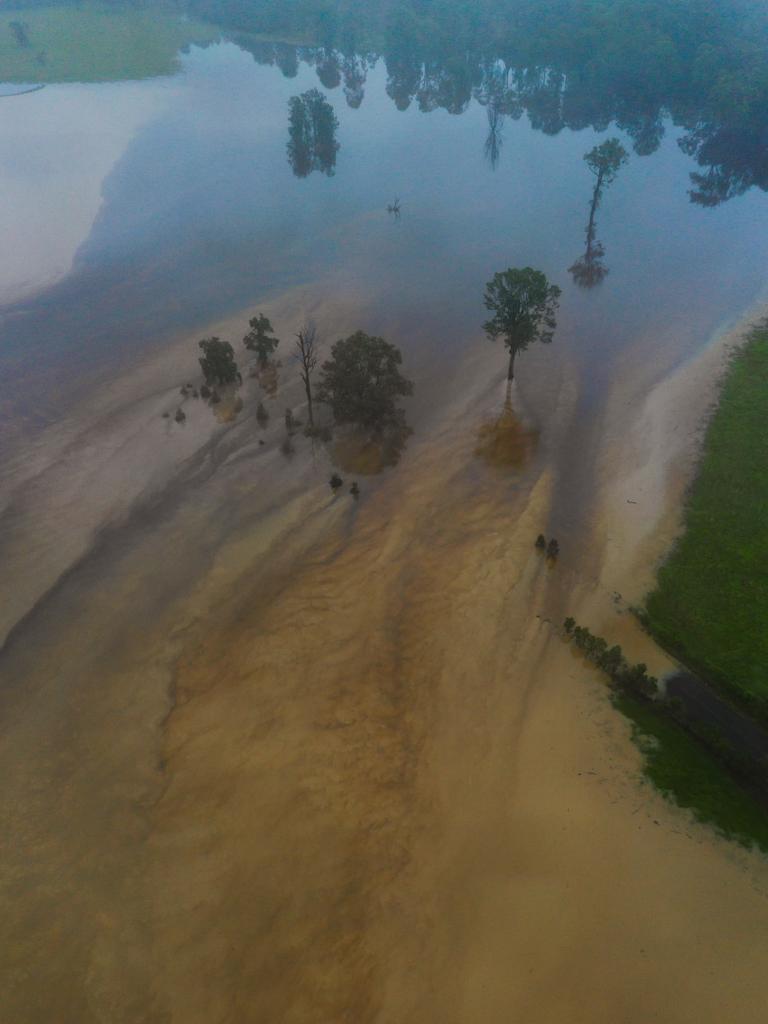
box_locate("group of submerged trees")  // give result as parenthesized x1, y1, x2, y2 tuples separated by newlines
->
(192, 314, 414, 457)
(196, 87, 640, 458)
(193, 97, 635, 464)
(187, 255, 570, 469)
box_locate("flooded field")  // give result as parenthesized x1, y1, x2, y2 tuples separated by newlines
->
(2, 6, 768, 1021)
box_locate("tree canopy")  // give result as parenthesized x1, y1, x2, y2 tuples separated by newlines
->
(483, 267, 561, 380)
(317, 330, 413, 431)
(198, 336, 239, 385)
(585, 138, 629, 188)
(243, 313, 280, 364)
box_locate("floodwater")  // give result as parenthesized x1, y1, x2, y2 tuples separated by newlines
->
(2, 31, 768, 1024)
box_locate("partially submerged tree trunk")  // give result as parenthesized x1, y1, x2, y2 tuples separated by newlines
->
(585, 173, 603, 258)
(295, 322, 319, 428)
(507, 346, 516, 381)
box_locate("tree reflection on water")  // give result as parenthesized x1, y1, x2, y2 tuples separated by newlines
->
(287, 87, 340, 178)
(213, 0, 768, 207)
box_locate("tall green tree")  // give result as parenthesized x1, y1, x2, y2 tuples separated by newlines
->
(570, 137, 628, 288)
(317, 330, 413, 431)
(584, 137, 629, 190)
(198, 336, 239, 385)
(483, 267, 561, 381)
(243, 313, 280, 365)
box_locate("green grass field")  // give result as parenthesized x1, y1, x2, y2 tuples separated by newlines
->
(616, 693, 768, 852)
(645, 323, 768, 716)
(0, 4, 219, 83)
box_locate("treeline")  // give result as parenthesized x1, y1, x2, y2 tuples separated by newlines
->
(563, 618, 658, 698)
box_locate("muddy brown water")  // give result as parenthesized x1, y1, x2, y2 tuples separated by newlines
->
(2, 37, 768, 1024)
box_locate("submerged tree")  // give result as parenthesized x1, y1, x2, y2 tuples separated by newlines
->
(198, 337, 239, 386)
(569, 137, 628, 289)
(287, 88, 340, 178)
(294, 321, 319, 428)
(317, 330, 413, 432)
(244, 313, 280, 365)
(483, 267, 561, 381)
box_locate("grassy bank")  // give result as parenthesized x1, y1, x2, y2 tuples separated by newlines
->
(645, 322, 768, 718)
(563, 619, 768, 852)
(0, 4, 219, 83)
(616, 692, 768, 853)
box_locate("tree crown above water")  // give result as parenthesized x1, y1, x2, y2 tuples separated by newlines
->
(317, 330, 413, 432)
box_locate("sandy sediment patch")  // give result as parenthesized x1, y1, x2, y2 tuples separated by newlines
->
(0, 282, 392, 648)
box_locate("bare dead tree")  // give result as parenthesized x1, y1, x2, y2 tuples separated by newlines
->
(294, 321, 319, 428)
